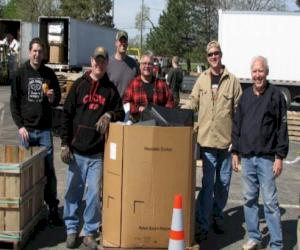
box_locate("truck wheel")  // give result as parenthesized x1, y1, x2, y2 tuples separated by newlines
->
(278, 87, 291, 108)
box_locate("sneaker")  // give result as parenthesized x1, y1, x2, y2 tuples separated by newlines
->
(66, 233, 77, 249)
(212, 217, 224, 234)
(83, 236, 98, 250)
(242, 239, 262, 250)
(49, 208, 64, 226)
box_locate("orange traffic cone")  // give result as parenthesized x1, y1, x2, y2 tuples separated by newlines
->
(168, 194, 185, 250)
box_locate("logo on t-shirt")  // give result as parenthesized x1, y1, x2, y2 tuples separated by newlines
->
(83, 93, 106, 110)
(28, 78, 43, 102)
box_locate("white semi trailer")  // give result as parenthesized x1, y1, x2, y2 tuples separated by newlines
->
(39, 16, 117, 71)
(218, 10, 300, 107)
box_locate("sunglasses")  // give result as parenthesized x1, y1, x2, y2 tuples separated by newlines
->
(207, 51, 221, 57)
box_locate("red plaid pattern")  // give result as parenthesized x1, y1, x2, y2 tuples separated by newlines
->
(123, 75, 174, 114)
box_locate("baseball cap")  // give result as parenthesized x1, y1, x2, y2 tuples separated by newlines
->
(116, 30, 128, 41)
(206, 40, 222, 53)
(92, 46, 108, 60)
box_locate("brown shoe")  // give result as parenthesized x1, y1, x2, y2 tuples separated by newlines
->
(66, 233, 77, 249)
(83, 236, 98, 250)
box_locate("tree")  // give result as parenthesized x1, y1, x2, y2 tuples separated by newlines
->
(2, 0, 59, 21)
(146, 0, 288, 71)
(89, 0, 113, 27)
(135, 2, 150, 51)
(297, 0, 300, 7)
(0, 0, 5, 17)
(147, 0, 195, 55)
(146, 0, 200, 70)
(60, 0, 114, 27)
(214, 0, 286, 10)
(2, 0, 18, 19)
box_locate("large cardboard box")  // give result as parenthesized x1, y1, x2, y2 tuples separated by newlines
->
(102, 123, 195, 248)
(49, 44, 64, 63)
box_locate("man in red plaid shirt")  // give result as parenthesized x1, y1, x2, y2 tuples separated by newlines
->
(123, 54, 174, 121)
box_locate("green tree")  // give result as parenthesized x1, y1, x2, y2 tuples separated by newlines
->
(147, 0, 288, 72)
(147, 0, 189, 55)
(60, 0, 114, 27)
(0, 0, 5, 17)
(2, 0, 59, 21)
(146, 0, 200, 70)
(2, 0, 20, 19)
(60, 0, 92, 20)
(89, 0, 113, 27)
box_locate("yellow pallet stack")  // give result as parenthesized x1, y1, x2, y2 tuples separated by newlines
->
(287, 111, 300, 142)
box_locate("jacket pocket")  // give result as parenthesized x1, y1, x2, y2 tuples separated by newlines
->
(222, 93, 234, 110)
(199, 88, 207, 96)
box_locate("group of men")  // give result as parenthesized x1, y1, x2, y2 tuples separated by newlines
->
(9, 30, 288, 250)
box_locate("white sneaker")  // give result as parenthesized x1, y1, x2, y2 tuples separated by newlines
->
(242, 239, 262, 250)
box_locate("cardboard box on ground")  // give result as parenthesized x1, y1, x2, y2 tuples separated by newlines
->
(102, 123, 195, 248)
(49, 43, 64, 64)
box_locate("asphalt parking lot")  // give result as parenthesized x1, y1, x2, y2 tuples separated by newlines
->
(0, 85, 299, 250)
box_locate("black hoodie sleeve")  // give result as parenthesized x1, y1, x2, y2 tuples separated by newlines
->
(275, 90, 289, 158)
(107, 84, 125, 122)
(231, 95, 243, 154)
(47, 68, 61, 107)
(10, 70, 23, 129)
(60, 80, 77, 146)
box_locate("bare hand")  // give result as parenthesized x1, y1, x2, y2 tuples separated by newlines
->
(61, 146, 73, 164)
(138, 106, 145, 112)
(19, 127, 29, 143)
(45, 89, 54, 103)
(273, 158, 283, 177)
(232, 153, 240, 172)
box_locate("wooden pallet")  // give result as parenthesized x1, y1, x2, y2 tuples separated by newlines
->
(287, 111, 300, 142)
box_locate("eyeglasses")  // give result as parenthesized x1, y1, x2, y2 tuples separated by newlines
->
(207, 51, 221, 57)
(140, 62, 153, 66)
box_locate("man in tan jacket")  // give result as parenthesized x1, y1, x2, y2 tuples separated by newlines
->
(182, 40, 242, 242)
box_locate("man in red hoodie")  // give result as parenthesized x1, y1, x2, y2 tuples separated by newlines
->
(60, 46, 124, 249)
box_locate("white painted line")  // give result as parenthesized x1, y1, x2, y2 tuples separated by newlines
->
(284, 157, 300, 164)
(0, 102, 4, 110)
(228, 199, 300, 209)
(0, 109, 5, 126)
(0, 110, 4, 125)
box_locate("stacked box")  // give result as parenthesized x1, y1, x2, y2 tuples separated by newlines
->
(0, 145, 47, 242)
(49, 44, 64, 64)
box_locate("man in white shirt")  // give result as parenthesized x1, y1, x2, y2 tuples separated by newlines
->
(1, 33, 20, 79)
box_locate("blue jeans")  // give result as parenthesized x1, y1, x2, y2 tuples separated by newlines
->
(20, 129, 58, 208)
(242, 155, 283, 250)
(64, 153, 103, 236)
(196, 147, 232, 232)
